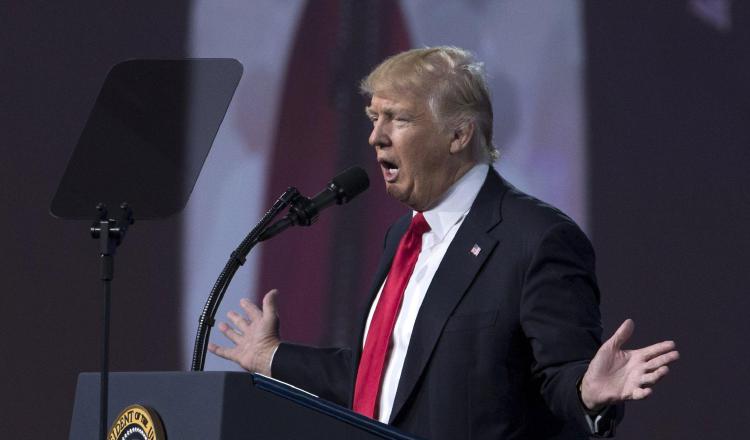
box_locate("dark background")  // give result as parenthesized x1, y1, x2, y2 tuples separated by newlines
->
(586, 2, 750, 437)
(0, 1, 187, 437)
(1, 1, 748, 438)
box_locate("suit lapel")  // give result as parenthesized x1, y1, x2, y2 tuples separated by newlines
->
(388, 169, 506, 423)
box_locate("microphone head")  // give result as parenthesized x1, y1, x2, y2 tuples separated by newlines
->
(331, 166, 369, 204)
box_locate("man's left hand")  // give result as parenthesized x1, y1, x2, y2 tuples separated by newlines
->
(580, 319, 680, 411)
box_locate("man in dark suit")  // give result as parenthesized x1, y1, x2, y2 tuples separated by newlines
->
(209, 47, 679, 439)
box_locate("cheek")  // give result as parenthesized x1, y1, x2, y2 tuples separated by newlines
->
(410, 140, 447, 173)
(393, 131, 443, 180)
(399, 151, 425, 182)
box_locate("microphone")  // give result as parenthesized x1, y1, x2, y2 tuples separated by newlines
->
(259, 166, 369, 241)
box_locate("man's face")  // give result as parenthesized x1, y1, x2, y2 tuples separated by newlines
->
(366, 92, 466, 211)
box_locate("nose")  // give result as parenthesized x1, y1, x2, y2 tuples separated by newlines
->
(368, 120, 390, 149)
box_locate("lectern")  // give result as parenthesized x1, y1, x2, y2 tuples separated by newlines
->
(69, 372, 419, 439)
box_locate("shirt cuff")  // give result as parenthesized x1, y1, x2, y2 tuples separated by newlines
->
(577, 377, 617, 437)
(268, 344, 280, 374)
(584, 404, 616, 437)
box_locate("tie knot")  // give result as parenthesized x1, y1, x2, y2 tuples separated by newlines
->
(410, 212, 431, 236)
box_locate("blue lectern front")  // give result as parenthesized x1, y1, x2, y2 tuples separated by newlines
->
(69, 371, 418, 439)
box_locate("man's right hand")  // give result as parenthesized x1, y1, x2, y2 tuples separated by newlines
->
(208, 289, 281, 376)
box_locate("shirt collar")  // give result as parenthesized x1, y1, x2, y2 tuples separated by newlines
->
(415, 163, 490, 242)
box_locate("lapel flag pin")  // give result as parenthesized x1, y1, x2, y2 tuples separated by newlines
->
(470, 244, 481, 256)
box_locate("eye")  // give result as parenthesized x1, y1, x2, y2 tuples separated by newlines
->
(364, 106, 378, 122)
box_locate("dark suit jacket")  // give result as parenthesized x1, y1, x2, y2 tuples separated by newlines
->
(273, 169, 609, 439)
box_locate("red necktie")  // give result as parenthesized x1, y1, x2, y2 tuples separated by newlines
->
(353, 212, 431, 418)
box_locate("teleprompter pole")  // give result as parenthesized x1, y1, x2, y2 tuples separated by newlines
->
(90, 203, 134, 440)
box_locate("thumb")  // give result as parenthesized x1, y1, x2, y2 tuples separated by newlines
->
(608, 318, 634, 350)
(262, 289, 280, 317)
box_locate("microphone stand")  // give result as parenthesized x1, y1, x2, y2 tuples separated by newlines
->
(190, 188, 300, 371)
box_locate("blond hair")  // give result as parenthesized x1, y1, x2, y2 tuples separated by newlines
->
(361, 46, 498, 162)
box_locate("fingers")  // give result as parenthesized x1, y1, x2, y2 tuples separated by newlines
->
(237, 289, 279, 323)
(638, 340, 677, 362)
(226, 310, 251, 332)
(609, 318, 634, 350)
(240, 298, 262, 322)
(630, 386, 653, 400)
(218, 321, 242, 344)
(628, 358, 675, 401)
(222, 290, 280, 334)
(262, 289, 279, 318)
(209, 291, 281, 369)
(628, 367, 667, 401)
(645, 349, 680, 371)
(640, 365, 669, 386)
(208, 342, 233, 361)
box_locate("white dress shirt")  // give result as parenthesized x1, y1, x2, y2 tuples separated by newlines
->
(362, 163, 490, 423)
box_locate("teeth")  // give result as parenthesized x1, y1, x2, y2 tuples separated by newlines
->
(380, 160, 399, 180)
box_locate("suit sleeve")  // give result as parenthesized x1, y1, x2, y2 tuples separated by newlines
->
(271, 342, 355, 407)
(519, 220, 610, 433)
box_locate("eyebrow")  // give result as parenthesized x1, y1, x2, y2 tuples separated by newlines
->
(364, 105, 414, 119)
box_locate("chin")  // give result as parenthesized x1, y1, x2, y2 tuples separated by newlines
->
(385, 184, 401, 200)
(386, 185, 408, 205)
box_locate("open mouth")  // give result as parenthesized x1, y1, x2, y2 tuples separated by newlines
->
(379, 159, 399, 182)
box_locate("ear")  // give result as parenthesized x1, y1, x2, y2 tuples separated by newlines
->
(449, 121, 475, 155)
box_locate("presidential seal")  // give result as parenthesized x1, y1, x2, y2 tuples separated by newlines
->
(108, 404, 165, 440)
